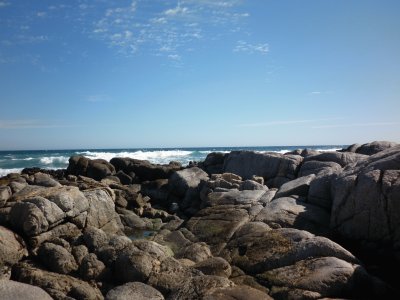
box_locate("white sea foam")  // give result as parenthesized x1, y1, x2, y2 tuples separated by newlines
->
(76, 150, 193, 164)
(0, 168, 23, 177)
(199, 150, 230, 154)
(39, 156, 70, 165)
(11, 157, 34, 161)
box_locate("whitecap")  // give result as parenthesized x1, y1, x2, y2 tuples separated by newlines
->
(0, 168, 23, 177)
(75, 150, 193, 164)
(39, 156, 70, 165)
(11, 157, 34, 161)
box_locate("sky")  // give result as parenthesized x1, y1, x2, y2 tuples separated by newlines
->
(0, 0, 399, 150)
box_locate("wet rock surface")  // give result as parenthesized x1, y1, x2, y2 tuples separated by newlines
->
(0, 141, 399, 299)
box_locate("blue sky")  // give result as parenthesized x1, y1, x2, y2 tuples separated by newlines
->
(0, 0, 399, 150)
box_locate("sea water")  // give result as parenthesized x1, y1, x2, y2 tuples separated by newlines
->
(0, 145, 345, 177)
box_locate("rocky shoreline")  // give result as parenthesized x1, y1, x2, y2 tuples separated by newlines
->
(0, 140, 399, 299)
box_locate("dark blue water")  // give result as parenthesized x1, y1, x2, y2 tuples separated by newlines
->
(0, 145, 345, 177)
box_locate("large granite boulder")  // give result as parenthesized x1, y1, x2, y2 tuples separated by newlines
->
(343, 141, 398, 155)
(274, 174, 316, 199)
(67, 155, 116, 181)
(113, 240, 173, 283)
(12, 261, 103, 300)
(0, 279, 52, 300)
(0, 226, 27, 278)
(110, 157, 181, 181)
(219, 223, 391, 298)
(37, 242, 78, 274)
(204, 189, 266, 207)
(147, 256, 203, 295)
(303, 151, 368, 167)
(83, 188, 122, 233)
(200, 152, 227, 175)
(258, 257, 389, 299)
(193, 257, 232, 278)
(169, 167, 209, 214)
(330, 145, 400, 257)
(255, 196, 330, 235)
(185, 205, 250, 254)
(204, 285, 273, 300)
(0, 186, 12, 207)
(223, 151, 303, 186)
(298, 160, 342, 177)
(105, 282, 164, 300)
(166, 275, 233, 300)
(223, 226, 358, 274)
(8, 185, 121, 238)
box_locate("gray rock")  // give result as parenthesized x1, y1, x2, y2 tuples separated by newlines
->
(118, 208, 148, 229)
(304, 151, 368, 167)
(79, 253, 106, 280)
(167, 275, 233, 300)
(0, 279, 52, 300)
(175, 242, 213, 263)
(33, 172, 62, 187)
(9, 186, 90, 236)
(147, 256, 203, 295)
(72, 245, 89, 265)
(204, 285, 273, 300)
(110, 157, 181, 181)
(37, 242, 78, 274)
(0, 186, 11, 207)
(169, 167, 209, 198)
(84, 188, 122, 232)
(274, 174, 316, 199)
(298, 160, 342, 177)
(13, 261, 103, 300)
(259, 189, 277, 205)
(115, 170, 133, 185)
(8, 181, 27, 193)
(114, 240, 172, 283)
(0, 226, 27, 268)
(255, 197, 330, 235)
(223, 151, 303, 183)
(106, 282, 164, 300)
(83, 226, 110, 252)
(224, 227, 358, 274)
(204, 189, 266, 207)
(169, 167, 209, 214)
(307, 171, 338, 210)
(329, 146, 400, 253)
(240, 180, 268, 191)
(193, 257, 232, 277)
(258, 256, 388, 298)
(87, 159, 116, 181)
(29, 222, 81, 249)
(201, 152, 226, 175)
(345, 141, 399, 155)
(185, 205, 250, 255)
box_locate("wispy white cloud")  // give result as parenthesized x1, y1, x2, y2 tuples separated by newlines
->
(0, 0, 255, 64)
(36, 11, 47, 17)
(310, 91, 321, 95)
(164, 5, 189, 16)
(238, 118, 342, 128)
(0, 120, 67, 129)
(0, 1, 10, 8)
(234, 40, 269, 54)
(89, 0, 251, 60)
(312, 122, 400, 129)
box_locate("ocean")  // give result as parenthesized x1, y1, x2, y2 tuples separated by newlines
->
(0, 145, 345, 177)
